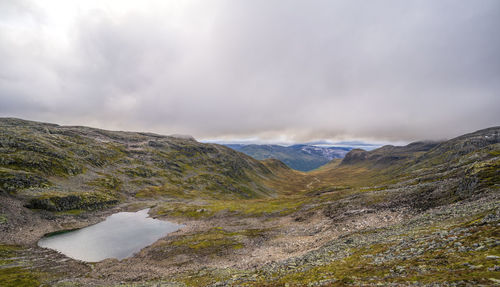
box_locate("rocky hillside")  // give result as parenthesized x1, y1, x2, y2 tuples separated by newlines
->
(0, 118, 282, 212)
(312, 126, 499, 210)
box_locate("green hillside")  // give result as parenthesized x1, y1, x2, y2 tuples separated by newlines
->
(0, 118, 281, 212)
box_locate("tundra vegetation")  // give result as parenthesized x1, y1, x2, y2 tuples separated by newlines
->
(0, 118, 498, 286)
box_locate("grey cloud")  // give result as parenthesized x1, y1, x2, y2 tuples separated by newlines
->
(0, 0, 499, 142)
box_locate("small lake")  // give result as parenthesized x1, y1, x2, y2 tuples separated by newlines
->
(38, 209, 183, 262)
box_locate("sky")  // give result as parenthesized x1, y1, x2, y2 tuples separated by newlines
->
(0, 0, 499, 144)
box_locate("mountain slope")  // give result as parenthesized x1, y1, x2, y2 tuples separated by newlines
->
(225, 144, 351, 171)
(310, 126, 499, 209)
(0, 118, 284, 211)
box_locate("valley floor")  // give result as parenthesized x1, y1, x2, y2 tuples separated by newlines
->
(1, 185, 498, 286)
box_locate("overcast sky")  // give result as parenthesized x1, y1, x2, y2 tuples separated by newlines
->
(0, 0, 499, 143)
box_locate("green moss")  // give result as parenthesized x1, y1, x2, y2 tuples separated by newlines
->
(0, 167, 50, 193)
(307, 185, 352, 197)
(154, 197, 308, 219)
(170, 228, 245, 251)
(474, 159, 500, 188)
(156, 227, 268, 263)
(361, 185, 388, 192)
(154, 202, 216, 218)
(54, 209, 85, 216)
(249, 213, 500, 286)
(1, 151, 83, 177)
(0, 245, 20, 259)
(0, 267, 41, 287)
(488, 150, 500, 157)
(27, 190, 119, 211)
(135, 184, 186, 199)
(0, 214, 7, 224)
(176, 268, 239, 287)
(129, 178, 159, 187)
(122, 166, 157, 178)
(0, 245, 43, 287)
(389, 237, 500, 284)
(134, 169, 269, 200)
(264, 242, 499, 286)
(87, 174, 122, 191)
(362, 191, 389, 206)
(149, 227, 266, 263)
(221, 197, 306, 216)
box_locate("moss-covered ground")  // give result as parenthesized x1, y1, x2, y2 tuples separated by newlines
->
(163, 205, 500, 286)
(0, 245, 44, 287)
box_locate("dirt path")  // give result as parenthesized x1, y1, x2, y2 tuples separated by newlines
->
(306, 176, 320, 189)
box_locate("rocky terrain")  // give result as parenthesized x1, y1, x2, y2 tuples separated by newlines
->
(0, 118, 498, 286)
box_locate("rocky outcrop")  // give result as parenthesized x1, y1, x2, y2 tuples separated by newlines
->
(0, 168, 49, 193)
(25, 192, 119, 211)
(339, 148, 369, 165)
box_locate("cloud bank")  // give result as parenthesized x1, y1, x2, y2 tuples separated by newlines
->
(1, 0, 499, 142)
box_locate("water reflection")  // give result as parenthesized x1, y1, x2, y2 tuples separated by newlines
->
(38, 209, 183, 262)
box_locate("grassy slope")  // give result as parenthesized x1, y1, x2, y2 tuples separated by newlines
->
(0, 118, 282, 212)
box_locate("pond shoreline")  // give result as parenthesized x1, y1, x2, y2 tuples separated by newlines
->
(37, 208, 184, 262)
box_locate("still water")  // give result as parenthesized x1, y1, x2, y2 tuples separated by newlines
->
(38, 209, 183, 262)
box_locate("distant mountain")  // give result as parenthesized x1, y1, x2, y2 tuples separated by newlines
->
(317, 141, 382, 150)
(224, 144, 352, 171)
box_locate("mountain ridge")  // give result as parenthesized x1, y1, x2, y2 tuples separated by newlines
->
(0, 117, 291, 212)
